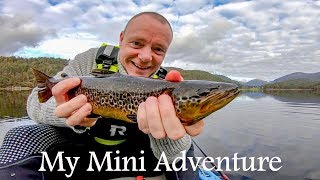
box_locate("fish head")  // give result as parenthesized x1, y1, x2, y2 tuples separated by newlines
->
(171, 81, 240, 125)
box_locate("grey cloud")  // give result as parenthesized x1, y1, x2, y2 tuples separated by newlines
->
(167, 1, 320, 81)
(168, 16, 234, 63)
(203, 19, 235, 42)
(1, 0, 319, 81)
(173, 0, 210, 14)
(0, 14, 56, 55)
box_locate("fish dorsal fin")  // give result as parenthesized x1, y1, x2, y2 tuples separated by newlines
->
(90, 72, 113, 78)
(90, 69, 123, 78)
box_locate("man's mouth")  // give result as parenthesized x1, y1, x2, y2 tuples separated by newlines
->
(132, 61, 151, 70)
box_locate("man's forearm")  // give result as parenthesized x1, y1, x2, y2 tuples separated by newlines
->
(27, 87, 68, 127)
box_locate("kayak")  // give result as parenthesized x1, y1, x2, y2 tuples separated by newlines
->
(198, 165, 222, 180)
(1, 117, 229, 180)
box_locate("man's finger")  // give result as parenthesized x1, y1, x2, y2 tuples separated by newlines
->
(66, 103, 92, 126)
(137, 102, 150, 134)
(54, 94, 88, 118)
(52, 77, 81, 105)
(158, 94, 186, 140)
(145, 97, 166, 139)
(185, 120, 204, 136)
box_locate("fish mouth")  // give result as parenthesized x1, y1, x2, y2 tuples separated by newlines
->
(200, 89, 240, 114)
(132, 61, 151, 70)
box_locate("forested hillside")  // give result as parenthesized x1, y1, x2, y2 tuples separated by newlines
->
(263, 79, 320, 91)
(1, 56, 318, 91)
(0, 56, 67, 88)
(0, 56, 231, 89)
(165, 67, 236, 83)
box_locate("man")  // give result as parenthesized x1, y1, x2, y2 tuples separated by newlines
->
(0, 12, 203, 179)
(52, 12, 203, 139)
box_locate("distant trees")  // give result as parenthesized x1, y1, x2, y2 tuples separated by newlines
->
(0, 56, 67, 88)
(263, 79, 320, 90)
(0, 56, 319, 92)
(0, 57, 236, 88)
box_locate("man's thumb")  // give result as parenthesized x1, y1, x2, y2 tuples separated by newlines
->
(165, 70, 184, 82)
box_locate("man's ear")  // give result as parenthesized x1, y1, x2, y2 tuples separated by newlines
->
(119, 31, 124, 45)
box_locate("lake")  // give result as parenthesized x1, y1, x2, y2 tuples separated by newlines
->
(1, 90, 320, 180)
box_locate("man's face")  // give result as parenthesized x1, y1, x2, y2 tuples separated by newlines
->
(118, 15, 172, 77)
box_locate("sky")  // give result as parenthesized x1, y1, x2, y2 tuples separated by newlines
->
(0, 0, 319, 82)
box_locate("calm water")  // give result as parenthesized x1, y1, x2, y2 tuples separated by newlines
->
(1, 90, 320, 180)
(0, 90, 31, 118)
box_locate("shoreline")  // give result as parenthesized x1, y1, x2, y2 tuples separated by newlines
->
(263, 88, 315, 91)
(239, 88, 315, 91)
(0, 86, 32, 91)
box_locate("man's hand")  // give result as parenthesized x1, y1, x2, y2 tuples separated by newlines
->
(137, 70, 204, 140)
(53, 78, 96, 127)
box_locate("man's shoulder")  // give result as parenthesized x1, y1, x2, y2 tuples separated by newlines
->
(82, 47, 100, 54)
(73, 47, 100, 61)
(79, 44, 119, 57)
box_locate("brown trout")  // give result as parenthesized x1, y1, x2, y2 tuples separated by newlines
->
(33, 69, 239, 125)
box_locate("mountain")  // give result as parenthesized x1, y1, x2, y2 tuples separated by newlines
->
(244, 79, 269, 87)
(216, 74, 233, 82)
(264, 79, 320, 90)
(216, 75, 240, 85)
(165, 67, 232, 83)
(273, 72, 320, 83)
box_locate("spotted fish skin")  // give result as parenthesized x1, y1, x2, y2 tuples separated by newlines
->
(77, 74, 172, 123)
(33, 69, 240, 125)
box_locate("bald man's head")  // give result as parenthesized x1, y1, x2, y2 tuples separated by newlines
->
(123, 12, 173, 39)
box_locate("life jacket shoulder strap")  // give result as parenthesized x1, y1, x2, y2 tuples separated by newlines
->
(153, 67, 167, 79)
(95, 43, 119, 73)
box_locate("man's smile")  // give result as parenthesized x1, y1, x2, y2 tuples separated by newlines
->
(131, 61, 151, 70)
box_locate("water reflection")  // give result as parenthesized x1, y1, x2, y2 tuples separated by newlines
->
(264, 90, 320, 104)
(0, 90, 31, 118)
(194, 91, 320, 180)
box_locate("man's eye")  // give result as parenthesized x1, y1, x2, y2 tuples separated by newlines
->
(154, 47, 165, 55)
(131, 41, 142, 47)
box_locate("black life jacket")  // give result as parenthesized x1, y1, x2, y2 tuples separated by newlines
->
(85, 44, 169, 178)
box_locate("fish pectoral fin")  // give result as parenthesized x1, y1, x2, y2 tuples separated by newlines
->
(126, 114, 137, 123)
(85, 114, 101, 123)
(85, 117, 100, 122)
(87, 113, 101, 119)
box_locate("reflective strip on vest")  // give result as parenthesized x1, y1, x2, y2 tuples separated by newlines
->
(94, 137, 126, 146)
(97, 64, 103, 69)
(103, 45, 114, 57)
(151, 74, 159, 79)
(109, 64, 118, 73)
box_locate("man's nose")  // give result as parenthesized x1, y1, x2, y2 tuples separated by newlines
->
(138, 47, 152, 62)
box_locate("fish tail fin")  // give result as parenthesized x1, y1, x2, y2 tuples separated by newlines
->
(32, 68, 56, 103)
